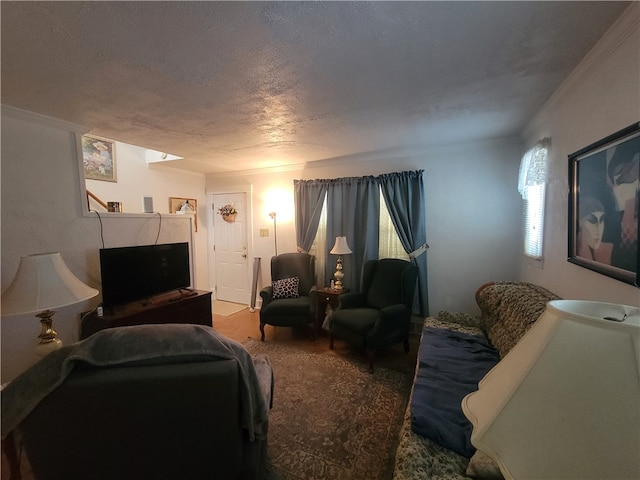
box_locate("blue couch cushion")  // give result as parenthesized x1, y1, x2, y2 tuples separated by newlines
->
(410, 326, 500, 457)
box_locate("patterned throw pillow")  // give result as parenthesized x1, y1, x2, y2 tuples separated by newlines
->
(272, 277, 300, 300)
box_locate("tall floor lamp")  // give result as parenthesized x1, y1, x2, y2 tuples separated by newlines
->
(269, 212, 278, 255)
(1, 252, 99, 356)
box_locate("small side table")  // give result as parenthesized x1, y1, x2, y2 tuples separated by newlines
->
(315, 287, 348, 335)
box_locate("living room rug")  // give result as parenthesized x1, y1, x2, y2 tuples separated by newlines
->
(212, 299, 247, 316)
(243, 339, 413, 480)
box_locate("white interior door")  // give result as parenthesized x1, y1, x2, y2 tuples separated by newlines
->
(212, 193, 249, 304)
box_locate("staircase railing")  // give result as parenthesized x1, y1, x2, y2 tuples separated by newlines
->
(86, 189, 108, 211)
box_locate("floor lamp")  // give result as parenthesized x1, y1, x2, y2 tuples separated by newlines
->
(269, 212, 277, 255)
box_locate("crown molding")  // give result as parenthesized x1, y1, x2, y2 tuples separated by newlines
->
(1, 104, 88, 134)
(548, 4, 639, 109)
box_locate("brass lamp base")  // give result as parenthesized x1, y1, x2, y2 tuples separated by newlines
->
(333, 255, 345, 291)
(36, 310, 63, 356)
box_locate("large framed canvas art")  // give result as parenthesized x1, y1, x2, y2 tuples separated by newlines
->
(568, 122, 640, 286)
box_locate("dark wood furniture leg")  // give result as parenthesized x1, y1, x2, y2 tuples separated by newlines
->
(3, 431, 21, 480)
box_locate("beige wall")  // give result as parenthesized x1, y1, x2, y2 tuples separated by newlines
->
(521, 4, 640, 307)
(206, 5, 640, 316)
(0, 108, 202, 382)
(207, 137, 524, 316)
(84, 139, 209, 290)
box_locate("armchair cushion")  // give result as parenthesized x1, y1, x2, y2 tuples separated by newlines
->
(338, 308, 380, 335)
(262, 296, 311, 316)
(272, 276, 300, 299)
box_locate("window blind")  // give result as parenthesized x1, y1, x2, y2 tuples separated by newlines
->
(519, 140, 551, 259)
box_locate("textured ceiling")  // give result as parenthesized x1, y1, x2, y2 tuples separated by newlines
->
(0, 1, 630, 174)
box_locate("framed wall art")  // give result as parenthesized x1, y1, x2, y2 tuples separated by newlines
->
(568, 122, 639, 286)
(82, 134, 117, 182)
(169, 197, 198, 232)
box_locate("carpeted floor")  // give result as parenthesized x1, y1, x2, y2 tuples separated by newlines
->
(244, 338, 413, 480)
(1, 309, 419, 480)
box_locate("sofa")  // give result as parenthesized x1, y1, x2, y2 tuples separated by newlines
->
(393, 281, 560, 480)
(1, 324, 273, 480)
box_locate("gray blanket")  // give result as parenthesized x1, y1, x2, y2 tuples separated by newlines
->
(1, 323, 269, 441)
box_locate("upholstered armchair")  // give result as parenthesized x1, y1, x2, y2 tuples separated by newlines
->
(329, 258, 418, 372)
(259, 252, 317, 341)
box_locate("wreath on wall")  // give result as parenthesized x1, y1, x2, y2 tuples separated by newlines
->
(217, 204, 237, 223)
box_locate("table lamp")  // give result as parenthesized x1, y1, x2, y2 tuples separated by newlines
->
(1, 252, 99, 356)
(329, 236, 352, 291)
(462, 299, 640, 480)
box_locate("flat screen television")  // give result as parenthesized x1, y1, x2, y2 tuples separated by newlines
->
(99, 242, 191, 309)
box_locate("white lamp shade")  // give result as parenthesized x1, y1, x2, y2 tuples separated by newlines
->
(462, 300, 640, 480)
(330, 236, 352, 255)
(2, 252, 99, 315)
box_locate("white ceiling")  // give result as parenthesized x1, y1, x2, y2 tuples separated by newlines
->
(1, 1, 630, 174)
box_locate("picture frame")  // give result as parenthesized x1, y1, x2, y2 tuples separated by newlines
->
(568, 122, 640, 286)
(169, 197, 198, 232)
(82, 134, 117, 182)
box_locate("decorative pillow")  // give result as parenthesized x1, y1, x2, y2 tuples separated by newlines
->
(272, 277, 300, 300)
(465, 451, 505, 480)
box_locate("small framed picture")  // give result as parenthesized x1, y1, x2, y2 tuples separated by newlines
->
(568, 122, 639, 286)
(82, 134, 117, 182)
(169, 197, 198, 232)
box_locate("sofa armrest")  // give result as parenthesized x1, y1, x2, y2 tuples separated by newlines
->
(424, 317, 485, 337)
(437, 310, 483, 330)
(475, 281, 560, 358)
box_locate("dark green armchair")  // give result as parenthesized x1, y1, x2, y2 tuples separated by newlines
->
(259, 253, 317, 341)
(329, 258, 418, 372)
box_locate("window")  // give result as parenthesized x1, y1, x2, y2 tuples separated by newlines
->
(309, 188, 408, 284)
(379, 191, 409, 260)
(518, 140, 551, 259)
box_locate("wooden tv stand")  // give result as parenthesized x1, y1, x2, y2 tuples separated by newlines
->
(80, 289, 213, 340)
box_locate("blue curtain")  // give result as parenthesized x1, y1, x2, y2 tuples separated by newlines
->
(326, 176, 379, 291)
(293, 170, 428, 312)
(293, 179, 328, 253)
(379, 170, 429, 315)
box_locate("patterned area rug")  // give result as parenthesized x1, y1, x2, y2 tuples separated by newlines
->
(243, 339, 413, 480)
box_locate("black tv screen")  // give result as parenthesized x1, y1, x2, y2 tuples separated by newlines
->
(99, 242, 191, 308)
